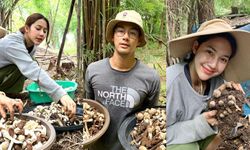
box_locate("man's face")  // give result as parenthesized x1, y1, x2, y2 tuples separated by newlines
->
(112, 22, 141, 57)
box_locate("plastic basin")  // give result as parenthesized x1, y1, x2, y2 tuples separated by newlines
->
(82, 99, 110, 148)
(118, 115, 137, 150)
(118, 106, 165, 150)
(26, 80, 77, 104)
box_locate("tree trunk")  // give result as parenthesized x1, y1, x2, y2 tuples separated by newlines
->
(2, 0, 19, 28)
(0, 0, 19, 29)
(198, 0, 215, 24)
(166, 0, 181, 66)
(57, 0, 75, 70)
(158, 10, 165, 48)
(187, 0, 198, 34)
(101, 0, 106, 58)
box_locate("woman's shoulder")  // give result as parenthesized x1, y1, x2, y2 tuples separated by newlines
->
(0, 32, 25, 50)
(167, 63, 185, 78)
(166, 63, 187, 88)
(2, 31, 24, 45)
(167, 63, 185, 71)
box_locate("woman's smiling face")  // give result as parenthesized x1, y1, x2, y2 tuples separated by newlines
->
(192, 36, 232, 81)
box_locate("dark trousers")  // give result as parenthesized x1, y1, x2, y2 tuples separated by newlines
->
(0, 65, 26, 93)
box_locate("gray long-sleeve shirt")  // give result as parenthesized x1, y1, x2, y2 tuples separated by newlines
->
(0, 31, 66, 101)
(166, 63, 224, 145)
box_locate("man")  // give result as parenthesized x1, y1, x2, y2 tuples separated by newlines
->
(85, 10, 161, 150)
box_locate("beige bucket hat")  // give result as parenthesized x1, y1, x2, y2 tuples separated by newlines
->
(169, 19, 250, 82)
(0, 26, 7, 38)
(106, 10, 146, 47)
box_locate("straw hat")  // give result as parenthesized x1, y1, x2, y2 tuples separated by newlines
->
(0, 26, 7, 38)
(169, 19, 250, 82)
(106, 10, 146, 47)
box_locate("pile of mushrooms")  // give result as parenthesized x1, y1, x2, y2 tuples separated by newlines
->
(208, 82, 245, 122)
(130, 108, 166, 150)
(82, 102, 105, 140)
(207, 82, 250, 149)
(27, 102, 82, 127)
(0, 117, 48, 150)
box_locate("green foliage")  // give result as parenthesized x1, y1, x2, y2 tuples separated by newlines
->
(136, 41, 165, 77)
(121, 0, 165, 36)
(0, 0, 12, 8)
(135, 41, 166, 105)
(13, 0, 75, 50)
(103, 43, 114, 56)
(215, 0, 250, 15)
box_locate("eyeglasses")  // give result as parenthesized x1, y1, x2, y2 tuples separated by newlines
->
(114, 27, 139, 39)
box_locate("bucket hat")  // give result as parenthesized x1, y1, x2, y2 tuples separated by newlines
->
(169, 19, 250, 82)
(0, 26, 7, 38)
(106, 10, 146, 47)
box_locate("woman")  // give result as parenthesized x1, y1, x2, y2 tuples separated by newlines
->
(0, 13, 76, 115)
(166, 19, 250, 150)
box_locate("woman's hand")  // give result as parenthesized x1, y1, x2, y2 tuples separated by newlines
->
(0, 94, 23, 120)
(60, 95, 76, 117)
(203, 110, 218, 126)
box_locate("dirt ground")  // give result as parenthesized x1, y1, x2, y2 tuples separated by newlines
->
(208, 82, 250, 150)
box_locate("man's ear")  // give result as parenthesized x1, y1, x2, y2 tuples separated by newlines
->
(192, 40, 199, 54)
(136, 39, 141, 47)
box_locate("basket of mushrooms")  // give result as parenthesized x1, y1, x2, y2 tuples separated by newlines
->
(81, 99, 110, 148)
(0, 113, 56, 150)
(118, 107, 166, 150)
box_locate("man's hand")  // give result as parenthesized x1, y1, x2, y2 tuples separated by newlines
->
(60, 95, 76, 117)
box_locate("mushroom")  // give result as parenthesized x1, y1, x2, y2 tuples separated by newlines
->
(136, 112, 144, 120)
(2, 130, 22, 144)
(1, 130, 22, 150)
(218, 100, 224, 106)
(147, 125, 154, 140)
(139, 145, 148, 150)
(25, 129, 37, 144)
(208, 101, 216, 108)
(228, 95, 236, 101)
(1, 141, 9, 150)
(225, 82, 233, 89)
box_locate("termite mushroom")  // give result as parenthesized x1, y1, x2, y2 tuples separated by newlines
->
(228, 95, 236, 101)
(219, 113, 225, 118)
(139, 145, 148, 150)
(223, 110, 228, 116)
(130, 108, 166, 149)
(225, 82, 233, 89)
(208, 101, 216, 108)
(213, 89, 222, 98)
(218, 100, 224, 106)
(227, 98, 241, 111)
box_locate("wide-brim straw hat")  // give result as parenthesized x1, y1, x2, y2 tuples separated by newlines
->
(169, 19, 250, 82)
(0, 26, 7, 38)
(106, 10, 146, 47)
